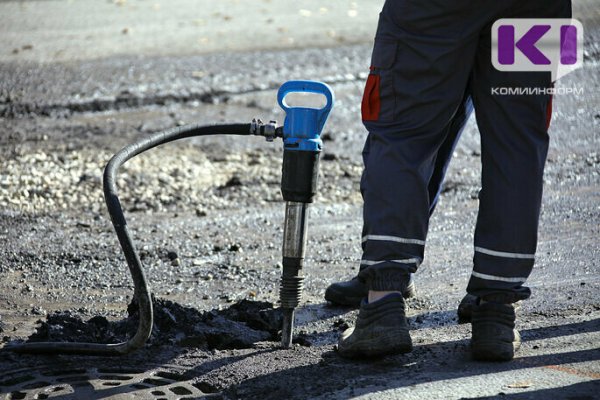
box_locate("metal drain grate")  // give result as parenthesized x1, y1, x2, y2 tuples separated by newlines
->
(0, 366, 211, 399)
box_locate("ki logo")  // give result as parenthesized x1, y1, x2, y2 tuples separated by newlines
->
(492, 19, 584, 80)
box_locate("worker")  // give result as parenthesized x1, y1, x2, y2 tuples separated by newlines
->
(327, 0, 572, 361)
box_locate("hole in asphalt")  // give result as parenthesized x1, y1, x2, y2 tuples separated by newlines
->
(154, 371, 183, 381)
(169, 386, 193, 395)
(26, 297, 284, 350)
(195, 381, 220, 394)
(98, 375, 133, 381)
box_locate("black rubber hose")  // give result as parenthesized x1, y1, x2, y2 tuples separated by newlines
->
(4, 123, 252, 355)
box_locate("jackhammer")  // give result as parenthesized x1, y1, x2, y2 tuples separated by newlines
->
(277, 81, 334, 347)
(4, 80, 334, 355)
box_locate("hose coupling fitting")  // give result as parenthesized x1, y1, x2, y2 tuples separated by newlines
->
(250, 118, 282, 142)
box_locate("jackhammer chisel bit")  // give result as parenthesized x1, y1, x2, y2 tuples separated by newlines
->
(276, 81, 334, 348)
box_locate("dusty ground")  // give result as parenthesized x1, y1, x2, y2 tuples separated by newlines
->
(0, 1, 599, 399)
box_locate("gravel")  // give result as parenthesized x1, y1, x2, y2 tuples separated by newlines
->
(0, 145, 366, 214)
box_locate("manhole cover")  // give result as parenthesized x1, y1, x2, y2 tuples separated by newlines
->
(0, 365, 212, 399)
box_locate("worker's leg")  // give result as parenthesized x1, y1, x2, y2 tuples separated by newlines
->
(357, 3, 480, 294)
(468, 0, 572, 303)
(467, 0, 571, 361)
(338, 0, 485, 358)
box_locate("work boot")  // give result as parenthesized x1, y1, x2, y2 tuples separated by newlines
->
(337, 293, 412, 359)
(325, 275, 416, 307)
(471, 301, 521, 361)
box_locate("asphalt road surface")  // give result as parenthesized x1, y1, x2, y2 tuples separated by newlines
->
(0, 1, 599, 399)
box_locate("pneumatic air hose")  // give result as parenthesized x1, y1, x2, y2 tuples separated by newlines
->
(4, 122, 261, 355)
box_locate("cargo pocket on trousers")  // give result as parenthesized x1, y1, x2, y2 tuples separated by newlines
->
(361, 40, 398, 122)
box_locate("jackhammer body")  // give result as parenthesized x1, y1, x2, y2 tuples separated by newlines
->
(277, 81, 334, 347)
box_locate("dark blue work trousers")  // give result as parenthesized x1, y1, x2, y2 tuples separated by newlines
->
(358, 0, 571, 302)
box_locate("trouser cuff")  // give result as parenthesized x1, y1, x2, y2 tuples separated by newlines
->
(467, 273, 531, 303)
(358, 265, 410, 291)
(479, 291, 528, 304)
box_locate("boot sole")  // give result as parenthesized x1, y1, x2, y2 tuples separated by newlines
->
(472, 340, 521, 361)
(338, 331, 413, 359)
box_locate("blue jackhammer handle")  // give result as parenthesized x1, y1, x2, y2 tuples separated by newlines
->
(277, 80, 334, 133)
